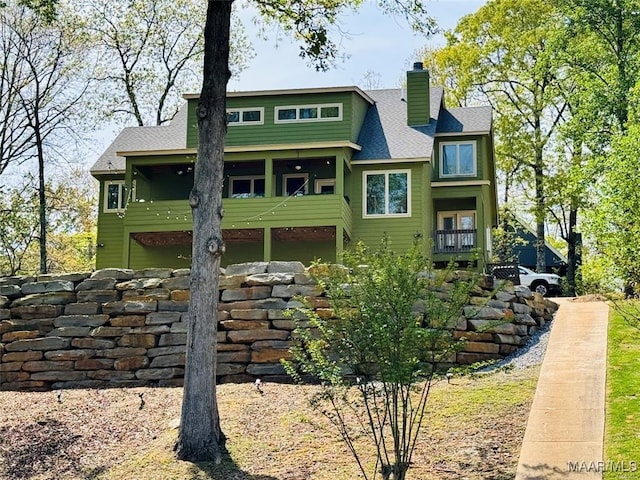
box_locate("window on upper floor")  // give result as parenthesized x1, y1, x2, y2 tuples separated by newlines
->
(440, 141, 477, 178)
(227, 107, 264, 125)
(283, 173, 309, 196)
(363, 170, 411, 217)
(104, 180, 127, 213)
(230, 176, 265, 198)
(275, 103, 343, 123)
(315, 178, 336, 194)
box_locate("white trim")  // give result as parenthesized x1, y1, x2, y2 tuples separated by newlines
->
(283, 173, 309, 196)
(104, 180, 126, 213)
(437, 210, 477, 230)
(432, 180, 490, 187)
(435, 131, 490, 137)
(227, 107, 264, 126)
(229, 175, 266, 198)
(362, 169, 411, 218)
(184, 86, 375, 105)
(351, 157, 431, 165)
(117, 141, 361, 157)
(275, 103, 343, 124)
(314, 178, 336, 194)
(439, 140, 477, 178)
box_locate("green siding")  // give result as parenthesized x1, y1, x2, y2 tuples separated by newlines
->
(407, 70, 430, 126)
(187, 92, 366, 149)
(350, 162, 428, 253)
(128, 241, 191, 270)
(272, 240, 335, 265)
(95, 176, 126, 270)
(222, 241, 264, 267)
(350, 92, 370, 144)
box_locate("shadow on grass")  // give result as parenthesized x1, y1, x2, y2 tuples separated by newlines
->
(0, 419, 108, 480)
(186, 454, 279, 480)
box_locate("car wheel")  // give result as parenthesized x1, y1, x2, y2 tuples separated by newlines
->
(531, 281, 549, 296)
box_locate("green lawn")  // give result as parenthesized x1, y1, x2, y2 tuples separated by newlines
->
(605, 308, 640, 479)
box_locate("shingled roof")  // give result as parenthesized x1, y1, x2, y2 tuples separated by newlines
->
(90, 85, 492, 175)
(90, 105, 187, 175)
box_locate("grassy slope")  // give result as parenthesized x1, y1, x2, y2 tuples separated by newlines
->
(98, 368, 538, 480)
(605, 310, 640, 479)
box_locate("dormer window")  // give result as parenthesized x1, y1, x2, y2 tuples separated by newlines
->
(227, 108, 264, 125)
(440, 141, 477, 177)
(275, 103, 342, 123)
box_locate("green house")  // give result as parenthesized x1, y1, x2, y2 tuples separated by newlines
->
(90, 63, 498, 270)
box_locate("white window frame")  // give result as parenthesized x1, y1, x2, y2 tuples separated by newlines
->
(314, 178, 336, 194)
(230, 175, 266, 198)
(283, 173, 309, 196)
(439, 141, 477, 178)
(104, 180, 126, 213)
(227, 107, 264, 126)
(362, 169, 411, 218)
(274, 103, 343, 124)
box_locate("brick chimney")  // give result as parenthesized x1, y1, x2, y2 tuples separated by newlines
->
(406, 62, 430, 127)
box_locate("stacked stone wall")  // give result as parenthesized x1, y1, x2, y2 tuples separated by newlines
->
(0, 262, 558, 391)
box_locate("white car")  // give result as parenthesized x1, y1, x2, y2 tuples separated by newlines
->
(518, 266, 562, 297)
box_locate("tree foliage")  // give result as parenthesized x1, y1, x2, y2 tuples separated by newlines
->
(0, 171, 95, 276)
(0, 1, 92, 273)
(285, 242, 474, 480)
(77, 0, 252, 127)
(427, 0, 567, 273)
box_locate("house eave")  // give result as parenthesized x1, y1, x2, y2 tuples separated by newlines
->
(435, 131, 491, 137)
(183, 86, 376, 105)
(351, 157, 431, 165)
(117, 141, 362, 157)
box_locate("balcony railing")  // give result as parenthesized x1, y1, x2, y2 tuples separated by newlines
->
(123, 194, 352, 236)
(433, 229, 477, 253)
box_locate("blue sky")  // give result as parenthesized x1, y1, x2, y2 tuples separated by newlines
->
(230, 0, 487, 91)
(80, 0, 486, 170)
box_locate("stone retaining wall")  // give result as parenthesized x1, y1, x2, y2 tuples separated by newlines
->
(0, 262, 558, 391)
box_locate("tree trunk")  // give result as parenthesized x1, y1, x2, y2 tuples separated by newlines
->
(534, 161, 546, 273)
(36, 126, 47, 274)
(565, 205, 581, 296)
(174, 0, 232, 463)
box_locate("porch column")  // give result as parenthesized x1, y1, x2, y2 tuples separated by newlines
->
(335, 153, 344, 196)
(263, 226, 272, 261)
(264, 156, 273, 198)
(475, 195, 486, 267)
(335, 225, 343, 262)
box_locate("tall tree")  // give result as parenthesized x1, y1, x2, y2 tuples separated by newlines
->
(552, 0, 640, 291)
(428, 0, 567, 272)
(555, 0, 640, 133)
(1, 2, 90, 273)
(78, 0, 252, 127)
(175, 0, 438, 463)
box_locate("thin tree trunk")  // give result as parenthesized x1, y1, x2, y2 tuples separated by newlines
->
(174, 0, 232, 463)
(36, 127, 47, 274)
(534, 161, 546, 273)
(565, 205, 580, 296)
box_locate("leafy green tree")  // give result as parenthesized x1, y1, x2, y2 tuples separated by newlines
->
(176, 0, 439, 464)
(427, 0, 567, 273)
(0, 172, 96, 275)
(285, 242, 474, 480)
(0, 184, 40, 275)
(554, 0, 640, 133)
(587, 124, 640, 288)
